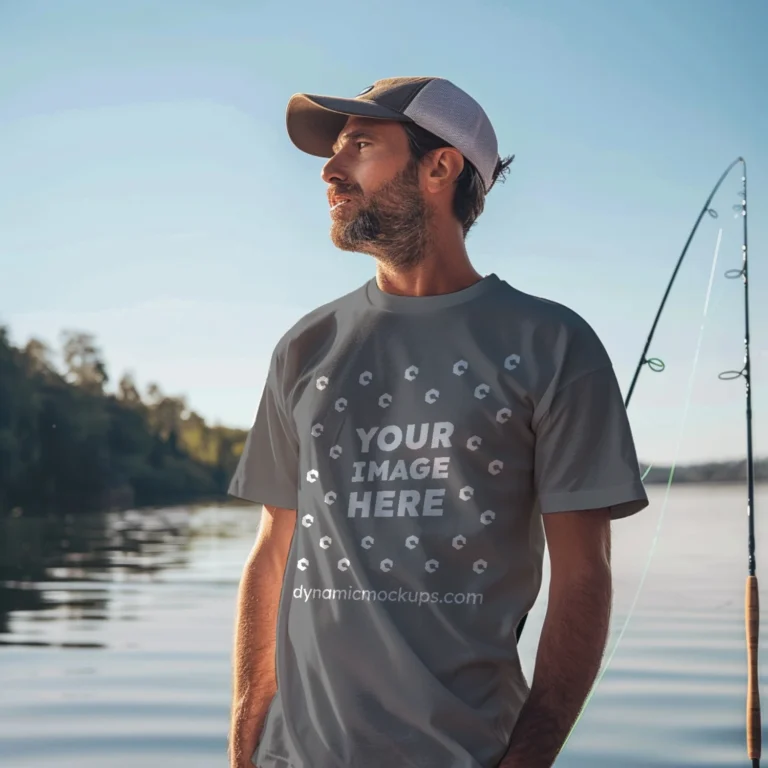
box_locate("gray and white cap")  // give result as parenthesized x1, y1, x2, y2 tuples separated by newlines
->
(286, 76, 501, 192)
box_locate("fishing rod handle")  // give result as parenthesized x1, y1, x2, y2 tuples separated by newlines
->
(746, 574, 761, 760)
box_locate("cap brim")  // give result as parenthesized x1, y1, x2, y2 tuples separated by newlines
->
(286, 93, 411, 158)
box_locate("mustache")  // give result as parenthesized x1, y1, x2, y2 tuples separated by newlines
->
(327, 184, 363, 200)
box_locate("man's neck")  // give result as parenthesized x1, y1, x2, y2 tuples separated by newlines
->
(375, 229, 483, 298)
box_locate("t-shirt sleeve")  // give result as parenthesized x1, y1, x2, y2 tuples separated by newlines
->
(533, 364, 649, 520)
(228, 349, 299, 509)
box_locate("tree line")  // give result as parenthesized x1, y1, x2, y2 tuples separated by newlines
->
(641, 458, 767, 485)
(0, 326, 248, 516)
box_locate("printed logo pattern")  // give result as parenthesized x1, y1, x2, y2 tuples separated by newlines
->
(299, 355, 522, 579)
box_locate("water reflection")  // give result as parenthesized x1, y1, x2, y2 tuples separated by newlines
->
(0, 505, 255, 648)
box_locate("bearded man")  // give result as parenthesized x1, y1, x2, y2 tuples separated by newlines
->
(227, 77, 649, 768)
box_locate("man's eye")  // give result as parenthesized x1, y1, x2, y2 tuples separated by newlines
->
(356, 141, 370, 149)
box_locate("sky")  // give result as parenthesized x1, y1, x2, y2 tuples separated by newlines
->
(0, 0, 767, 466)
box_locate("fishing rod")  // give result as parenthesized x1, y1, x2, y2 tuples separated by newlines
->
(623, 157, 759, 767)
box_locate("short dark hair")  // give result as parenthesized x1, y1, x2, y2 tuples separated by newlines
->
(402, 122, 514, 237)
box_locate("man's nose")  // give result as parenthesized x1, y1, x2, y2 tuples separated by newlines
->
(321, 154, 347, 185)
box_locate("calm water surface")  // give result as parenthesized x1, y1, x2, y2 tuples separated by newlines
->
(1, 483, 766, 767)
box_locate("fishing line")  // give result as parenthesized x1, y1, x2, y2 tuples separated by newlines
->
(561, 226, 724, 750)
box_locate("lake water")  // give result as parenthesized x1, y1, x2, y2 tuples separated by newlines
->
(1, 482, 767, 767)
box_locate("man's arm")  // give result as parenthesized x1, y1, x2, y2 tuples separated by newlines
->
(499, 507, 612, 768)
(228, 505, 296, 768)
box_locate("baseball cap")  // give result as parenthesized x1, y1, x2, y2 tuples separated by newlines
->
(285, 76, 501, 192)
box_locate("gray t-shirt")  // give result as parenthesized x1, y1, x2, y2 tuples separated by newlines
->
(229, 273, 649, 768)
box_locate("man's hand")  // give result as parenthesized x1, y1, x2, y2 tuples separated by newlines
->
(228, 707, 265, 768)
(499, 507, 612, 768)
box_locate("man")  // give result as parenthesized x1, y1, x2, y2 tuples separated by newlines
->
(228, 77, 649, 768)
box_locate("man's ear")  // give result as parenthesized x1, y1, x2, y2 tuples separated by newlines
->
(422, 147, 465, 193)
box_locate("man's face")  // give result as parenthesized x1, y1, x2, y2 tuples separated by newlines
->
(321, 116, 431, 269)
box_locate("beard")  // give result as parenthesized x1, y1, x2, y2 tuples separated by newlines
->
(329, 160, 432, 270)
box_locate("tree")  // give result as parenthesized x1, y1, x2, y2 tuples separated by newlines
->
(22, 338, 56, 377)
(117, 372, 142, 405)
(146, 382, 162, 404)
(60, 331, 109, 394)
